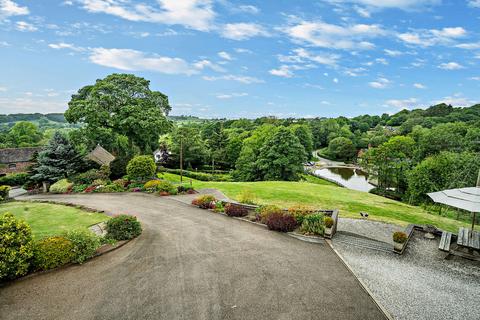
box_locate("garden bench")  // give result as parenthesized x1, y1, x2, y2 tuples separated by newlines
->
(438, 231, 452, 252)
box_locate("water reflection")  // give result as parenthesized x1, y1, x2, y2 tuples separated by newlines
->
(314, 167, 375, 192)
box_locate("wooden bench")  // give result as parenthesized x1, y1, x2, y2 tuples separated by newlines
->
(439, 231, 452, 252)
(457, 227, 480, 250)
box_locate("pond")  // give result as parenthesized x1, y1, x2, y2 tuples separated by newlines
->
(314, 167, 375, 192)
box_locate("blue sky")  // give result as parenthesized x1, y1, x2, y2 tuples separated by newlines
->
(0, 0, 479, 118)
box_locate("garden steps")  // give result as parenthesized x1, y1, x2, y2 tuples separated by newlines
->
(333, 232, 393, 253)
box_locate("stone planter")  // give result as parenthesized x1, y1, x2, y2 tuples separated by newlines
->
(324, 227, 332, 237)
(393, 241, 404, 251)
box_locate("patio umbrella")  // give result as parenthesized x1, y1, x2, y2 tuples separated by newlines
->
(428, 187, 480, 230)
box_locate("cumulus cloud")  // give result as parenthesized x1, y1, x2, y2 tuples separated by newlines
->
(369, 77, 390, 89)
(220, 23, 269, 40)
(384, 98, 418, 109)
(216, 92, 248, 99)
(468, 0, 480, 8)
(384, 49, 403, 56)
(327, 0, 439, 10)
(283, 20, 385, 50)
(433, 94, 474, 107)
(218, 51, 232, 60)
(77, 0, 215, 31)
(193, 59, 225, 72)
(413, 83, 426, 89)
(89, 48, 197, 75)
(15, 21, 37, 32)
(398, 27, 466, 47)
(48, 42, 85, 51)
(269, 65, 294, 78)
(438, 62, 464, 70)
(237, 5, 259, 14)
(0, 0, 29, 18)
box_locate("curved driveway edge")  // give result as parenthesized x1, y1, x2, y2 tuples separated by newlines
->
(1, 193, 387, 320)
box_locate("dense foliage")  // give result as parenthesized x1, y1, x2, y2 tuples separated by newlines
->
(300, 214, 324, 235)
(0, 213, 34, 280)
(33, 236, 75, 271)
(266, 212, 297, 232)
(126, 155, 156, 181)
(224, 203, 249, 217)
(106, 215, 142, 241)
(64, 229, 101, 264)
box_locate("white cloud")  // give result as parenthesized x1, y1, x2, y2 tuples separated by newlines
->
(369, 77, 390, 89)
(438, 62, 464, 70)
(220, 23, 269, 40)
(384, 98, 418, 109)
(413, 83, 426, 89)
(333, 78, 339, 83)
(0, 97, 67, 113)
(0, 0, 29, 18)
(284, 20, 385, 50)
(433, 94, 474, 107)
(278, 48, 339, 68)
(354, 5, 370, 17)
(0, 41, 10, 47)
(470, 77, 480, 81)
(77, 0, 215, 31)
(468, 0, 480, 8)
(48, 42, 85, 51)
(89, 48, 196, 75)
(269, 65, 294, 78)
(15, 21, 37, 32)
(0, 87, 7, 92)
(398, 27, 466, 47)
(218, 51, 232, 60)
(328, 0, 439, 10)
(216, 92, 248, 99)
(384, 49, 402, 56)
(193, 59, 225, 72)
(237, 5, 259, 14)
(202, 74, 264, 84)
(455, 42, 480, 50)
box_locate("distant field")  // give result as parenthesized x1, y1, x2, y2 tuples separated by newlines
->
(0, 201, 108, 239)
(161, 173, 469, 232)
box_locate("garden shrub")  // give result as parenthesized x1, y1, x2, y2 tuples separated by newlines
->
(0, 185, 11, 201)
(256, 205, 282, 223)
(91, 179, 108, 186)
(177, 185, 195, 194)
(393, 231, 408, 243)
(288, 205, 315, 225)
(191, 195, 216, 209)
(49, 179, 73, 194)
(112, 178, 128, 188)
(95, 184, 124, 193)
(70, 169, 107, 185)
(106, 215, 142, 240)
(33, 236, 74, 271)
(0, 173, 29, 186)
(224, 203, 249, 217)
(72, 184, 89, 193)
(300, 214, 324, 236)
(109, 155, 131, 180)
(156, 181, 177, 195)
(127, 156, 156, 181)
(213, 201, 224, 213)
(266, 212, 297, 232)
(143, 179, 161, 190)
(0, 212, 34, 280)
(237, 190, 257, 205)
(84, 185, 97, 193)
(64, 229, 101, 264)
(164, 168, 233, 182)
(324, 216, 334, 229)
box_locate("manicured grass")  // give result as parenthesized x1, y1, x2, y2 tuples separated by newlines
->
(161, 173, 469, 232)
(0, 201, 109, 239)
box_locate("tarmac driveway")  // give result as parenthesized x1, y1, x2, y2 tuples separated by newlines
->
(0, 193, 386, 320)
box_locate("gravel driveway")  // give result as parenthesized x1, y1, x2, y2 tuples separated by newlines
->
(0, 193, 386, 320)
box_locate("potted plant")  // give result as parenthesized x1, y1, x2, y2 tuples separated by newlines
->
(324, 216, 334, 237)
(393, 231, 408, 251)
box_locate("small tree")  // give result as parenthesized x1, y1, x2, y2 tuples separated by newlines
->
(328, 137, 356, 160)
(31, 132, 84, 188)
(127, 155, 156, 181)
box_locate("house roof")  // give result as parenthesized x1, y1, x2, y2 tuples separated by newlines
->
(86, 145, 115, 166)
(0, 147, 43, 164)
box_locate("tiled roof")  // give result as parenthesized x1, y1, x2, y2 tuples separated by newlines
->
(0, 147, 43, 163)
(86, 145, 115, 166)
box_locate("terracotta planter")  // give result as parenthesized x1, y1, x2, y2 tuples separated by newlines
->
(394, 242, 404, 251)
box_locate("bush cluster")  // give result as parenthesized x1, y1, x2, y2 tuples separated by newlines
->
(191, 195, 216, 209)
(0, 212, 34, 280)
(256, 205, 282, 223)
(266, 212, 297, 232)
(0, 185, 11, 201)
(224, 203, 249, 217)
(288, 205, 315, 225)
(300, 214, 324, 236)
(106, 215, 142, 241)
(70, 168, 107, 185)
(49, 179, 73, 194)
(64, 229, 101, 264)
(165, 168, 232, 182)
(33, 236, 75, 271)
(0, 173, 29, 186)
(127, 156, 156, 181)
(324, 216, 334, 228)
(237, 190, 257, 205)
(393, 231, 408, 243)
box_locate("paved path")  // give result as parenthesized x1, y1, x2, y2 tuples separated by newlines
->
(0, 193, 386, 320)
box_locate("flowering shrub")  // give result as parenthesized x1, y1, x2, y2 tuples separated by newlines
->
(300, 214, 324, 236)
(143, 179, 161, 190)
(33, 236, 74, 271)
(266, 212, 297, 232)
(288, 205, 315, 225)
(256, 205, 282, 223)
(70, 168, 108, 185)
(84, 185, 97, 193)
(72, 184, 89, 193)
(64, 229, 101, 264)
(393, 231, 408, 244)
(106, 215, 142, 240)
(191, 195, 216, 209)
(49, 179, 73, 194)
(224, 203, 248, 217)
(0, 185, 11, 201)
(95, 184, 124, 193)
(112, 178, 128, 188)
(156, 181, 177, 195)
(0, 212, 34, 280)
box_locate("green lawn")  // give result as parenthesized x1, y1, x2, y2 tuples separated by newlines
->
(0, 201, 109, 239)
(161, 173, 469, 232)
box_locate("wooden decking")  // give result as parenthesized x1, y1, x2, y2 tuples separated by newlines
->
(439, 231, 452, 252)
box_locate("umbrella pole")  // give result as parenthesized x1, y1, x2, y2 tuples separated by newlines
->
(472, 211, 476, 231)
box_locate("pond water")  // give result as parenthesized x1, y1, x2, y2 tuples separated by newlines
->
(314, 167, 375, 192)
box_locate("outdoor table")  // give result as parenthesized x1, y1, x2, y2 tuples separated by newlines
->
(457, 227, 480, 250)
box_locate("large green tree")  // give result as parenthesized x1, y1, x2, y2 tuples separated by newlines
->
(328, 137, 356, 160)
(65, 74, 171, 153)
(256, 127, 306, 181)
(6, 121, 43, 147)
(290, 124, 313, 160)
